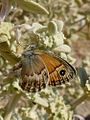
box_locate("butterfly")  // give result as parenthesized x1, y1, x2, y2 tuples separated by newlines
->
(12, 45, 76, 92)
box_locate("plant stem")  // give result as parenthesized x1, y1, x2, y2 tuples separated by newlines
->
(71, 92, 90, 109)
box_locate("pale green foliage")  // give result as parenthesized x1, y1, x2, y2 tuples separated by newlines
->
(15, 0, 49, 15)
(0, 0, 90, 120)
(9, 88, 73, 120)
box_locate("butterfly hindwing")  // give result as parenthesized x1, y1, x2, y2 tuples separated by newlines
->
(20, 52, 49, 92)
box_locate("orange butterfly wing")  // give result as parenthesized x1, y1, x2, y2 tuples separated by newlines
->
(38, 51, 76, 86)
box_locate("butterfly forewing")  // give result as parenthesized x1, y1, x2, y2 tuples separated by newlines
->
(38, 51, 76, 86)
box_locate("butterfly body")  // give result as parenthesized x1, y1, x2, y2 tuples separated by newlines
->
(13, 47, 76, 92)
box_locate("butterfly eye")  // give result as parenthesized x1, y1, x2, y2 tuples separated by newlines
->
(59, 69, 66, 76)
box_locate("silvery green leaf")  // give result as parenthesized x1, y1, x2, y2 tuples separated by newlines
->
(67, 55, 76, 64)
(35, 25, 47, 33)
(15, 0, 49, 15)
(31, 22, 45, 32)
(73, 114, 85, 120)
(54, 20, 64, 32)
(48, 21, 58, 35)
(44, 36, 53, 48)
(53, 32, 65, 46)
(34, 94, 48, 107)
(60, 53, 67, 61)
(50, 102, 56, 113)
(54, 44, 71, 53)
(14, 28, 21, 42)
(0, 22, 14, 39)
(0, 115, 3, 120)
(12, 80, 21, 91)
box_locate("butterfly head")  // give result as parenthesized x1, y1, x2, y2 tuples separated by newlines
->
(22, 44, 37, 59)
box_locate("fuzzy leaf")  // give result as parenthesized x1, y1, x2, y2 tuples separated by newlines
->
(0, 22, 14, 39)
(48, 21, 58, 35)
(54, 20, 64, 32)
(15, 0, 49, 15)
(54, 44, 71, 53)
